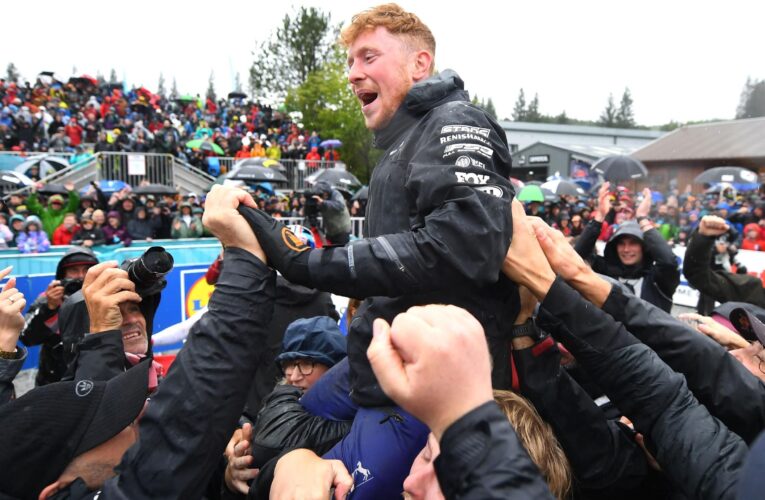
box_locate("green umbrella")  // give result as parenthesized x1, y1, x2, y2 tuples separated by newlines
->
(516, 185, 546, 203)
(186, 139, 225, 156)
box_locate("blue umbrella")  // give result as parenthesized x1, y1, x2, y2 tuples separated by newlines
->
(80, 179, 129, 195)
(651, 191, 665, 203)
(254, 182, 274, 194)
(320, 139, 342, 148)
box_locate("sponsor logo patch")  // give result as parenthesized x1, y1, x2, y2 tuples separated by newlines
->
(440, 125, 491, 137)
(455, 172, 490, 185)
(76, 380, 94, 397)
(443, 143, 493, 159)
(439, 133, 490, 145)
(282, 227, 310, 252)
(476, 185, 504, 197)
(455, 155, 486, 169)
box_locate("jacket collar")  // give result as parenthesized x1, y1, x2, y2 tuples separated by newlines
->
(373, 69, 469, 150)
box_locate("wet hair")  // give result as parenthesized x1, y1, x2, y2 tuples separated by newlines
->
(493, 390, 572, 499)
(340, 3, 436, 68)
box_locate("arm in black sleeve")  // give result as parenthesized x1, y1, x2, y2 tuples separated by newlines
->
(0, 347, 27, 405)
(601, 281, 765, 444)
(305, 107, 514, 299)
(642, 227, 680, 298)
(434, 401, 554, 499)
(574, 219, 602, 259)
(684, 229, 765, 305)
(19, 298, 58, 347)
(513, 336, 648, 492)
(70, 330, 127, 382)
(102, 249, 276, 498)
(536, 278, 747, 500)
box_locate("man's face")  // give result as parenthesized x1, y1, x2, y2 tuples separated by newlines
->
(64, 264, 91, 281)
(119, 302, 148, 355)
(730, 341, 765, 383)
(347, 27, 418, 131)
(403, 433, 443, 499)
(63, 215, 76, 229)
(616, 236, 643, 266)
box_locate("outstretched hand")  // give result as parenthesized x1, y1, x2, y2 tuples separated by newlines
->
(596, 182, 612, 222)
(502, 200, 556, 299)
(224, 423, 259, 494)
(0, 266, 26, 352)
(636, 188, 652, 218)
(367, 305, 493, 439)
(698, 215, 730, 237)
(203, 185, 265, 262)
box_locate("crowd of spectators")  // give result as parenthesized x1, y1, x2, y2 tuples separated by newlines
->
(0, 76, 342, 175)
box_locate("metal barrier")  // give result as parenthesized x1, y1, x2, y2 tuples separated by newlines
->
(97, 152, 175, 186)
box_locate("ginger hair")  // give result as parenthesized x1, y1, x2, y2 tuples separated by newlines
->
(493, 390, 572, 499)
(340, 3, 436, 69)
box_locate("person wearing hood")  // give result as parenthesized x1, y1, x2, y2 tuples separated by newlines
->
(102, 210, 132, 246)
(26, 182, 80, 238)
(126, 206, 154, 241)
(19, 246, 99, 385)
(7, 214, 25, 247)
(16, 215, 51, 254)
(0, 213, 13, 249)
(171, 203, 203, 239)
(741, 222, 765, 251)
(575, 184, 680, 313)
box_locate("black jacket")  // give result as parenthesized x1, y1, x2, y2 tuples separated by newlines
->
(243, 276, 337, 419)
(19, 247, 99, 386)
(537, 278, 747, 500)
(434, 401, 554, 499)
(575, 220, 679, 312)
(71, 227, 106, 247)
(683, 229, 765, 308)
(602, 280, 765, 444)
(513, 336, 650, 496)
(299, 70, 518, 405)
(54, 248, 277, 499)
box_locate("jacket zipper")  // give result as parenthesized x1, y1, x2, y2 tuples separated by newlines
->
(377, 236, 416, 283)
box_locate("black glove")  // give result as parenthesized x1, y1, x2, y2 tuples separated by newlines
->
(237, 206, 312, 285)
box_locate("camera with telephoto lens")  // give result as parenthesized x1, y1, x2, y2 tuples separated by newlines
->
(303, 182, 331, 228)
(120, 246, 174, 294)
(59, 278, 84, 296)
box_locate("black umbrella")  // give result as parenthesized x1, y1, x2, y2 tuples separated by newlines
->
(37, 183, 69, 195)
(352, 185, 369, 201)
(591, 155, 648, 182)
(228, 91, 247, 100)
(233, 157, 287, 172)
(229, 165, 288, 184)
(540, 179, 586, 197)
(694, 166, 759, 186)
(132, 184, 178, 195)
(306, 169, 362, 192)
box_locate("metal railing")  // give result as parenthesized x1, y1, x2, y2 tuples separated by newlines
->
(2, 152, 215, 198)
(280, 216, 365, 238)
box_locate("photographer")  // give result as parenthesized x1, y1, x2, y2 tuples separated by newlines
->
(19, 247, 98, 386)
(306, 181, 351, 245)
(58, 247, 172, 381)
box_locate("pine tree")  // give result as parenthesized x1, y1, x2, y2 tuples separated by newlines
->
(526, 93, 542, 122)
(109, 69, 118, 84)
(157, 73, 167, 99)
(599, 93, 617, 127)
(512, 88, 527, 121)
(6, 63, 20, 83)
(170, 77, 179, 99)
(485, 98, 498, 120)
(736, 77, 765, 119)
(234, 72, 244, 93)
(555, 111, 569, 124)
(615, 87, 635, 128)
(206, 71, 216, 101)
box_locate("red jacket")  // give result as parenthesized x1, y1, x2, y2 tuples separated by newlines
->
(52, 224, 80, 246)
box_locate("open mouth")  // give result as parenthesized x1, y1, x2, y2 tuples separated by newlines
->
(122, 330, 142, 342)
(356, 90, 378, 109)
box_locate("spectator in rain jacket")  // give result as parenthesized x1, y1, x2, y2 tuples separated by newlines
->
(126, 206, 154, 241)
(72, 214, 106, 248)
(52, 213, 80, 246)
(102, 211, 132, 246)
(26, 186, 80, 238)
(741, 223, 765, 251)
(171, 203, 203, 238)
(16, 215, 50, 254)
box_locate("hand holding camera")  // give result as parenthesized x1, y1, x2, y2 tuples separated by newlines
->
(82, 262, 142, 334)
(45, 280, 66, 310)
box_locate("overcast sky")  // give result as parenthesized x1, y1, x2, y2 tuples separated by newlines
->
(3, 0, 762, 126)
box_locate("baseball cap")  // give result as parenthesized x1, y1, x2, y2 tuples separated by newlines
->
(0, 360, 150, 497)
